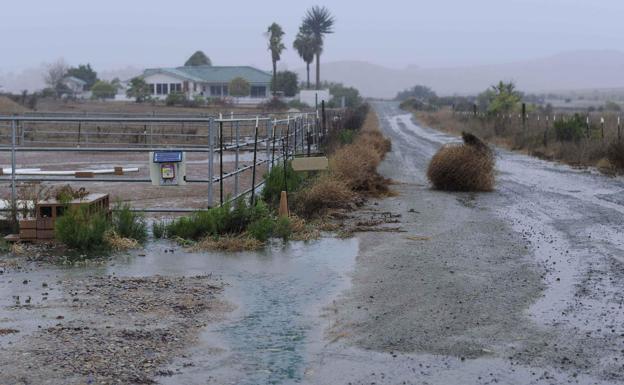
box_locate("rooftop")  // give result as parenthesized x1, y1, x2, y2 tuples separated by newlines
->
(143, 65, 272, 84)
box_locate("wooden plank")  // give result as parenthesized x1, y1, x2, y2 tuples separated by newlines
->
(37, 230, 55, 240)
(19, 229, 37, 239)
(75, 171, 94, 178)
(291, 157, 329, 172)
(19, 219, 37, 229)
(37, 218, 54, 230)
(114, 167, 124, 175)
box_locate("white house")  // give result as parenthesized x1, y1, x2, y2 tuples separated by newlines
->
(142, 65, 272, 102)
(61, 76, 89, 99)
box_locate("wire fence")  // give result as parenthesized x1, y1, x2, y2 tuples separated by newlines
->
(0, 103, 344, 218)
(453, 109, 623, 149)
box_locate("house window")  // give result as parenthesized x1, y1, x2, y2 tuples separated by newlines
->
(169, 83, 182, 93)
(251, 86, 267, 98)
(155, 83, 170, 95)
(150, 84, 155, 94)
(210, 85, 221, 96)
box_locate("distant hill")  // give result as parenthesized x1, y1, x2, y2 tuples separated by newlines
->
(296, 50, 624, 98)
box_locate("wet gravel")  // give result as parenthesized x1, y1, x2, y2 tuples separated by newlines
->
(0, 275, 229, 385)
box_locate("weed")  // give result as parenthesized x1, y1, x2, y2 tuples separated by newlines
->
(152, 220, 167, 239)
(193, 235, 264, 252)
(607, 141, 624, 171)
(293, 175, 356, 218)
(262, 163, 304, 208)
(554, 114, 586, 142)
(112, 202, 147, 243)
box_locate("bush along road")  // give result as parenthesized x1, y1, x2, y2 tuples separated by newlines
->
(308, 101, 624, 385)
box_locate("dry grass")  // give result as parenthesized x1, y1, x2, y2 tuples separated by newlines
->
(288, 215, 321, 241)
(294, 109, 393, 218)
(105, 231, 140, 251)
(607, 141, 624, 170)
(417, 108, 624, 174)
(193, 235, 264, 252)
(293, 175, 357, 218)
(0, 96, 29, 114)
(427, 133, 495, 191)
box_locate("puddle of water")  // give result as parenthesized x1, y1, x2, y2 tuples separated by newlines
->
(154, 238, 359, 385)
(1, 237, 359, 385)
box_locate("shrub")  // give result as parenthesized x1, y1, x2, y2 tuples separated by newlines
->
(554, 114, 586, 142)
(112, 202, 147, 243)
(329, 132, 391, 195)
(342, 104, 370, 130)
(259, 97, 288, 111)
(262, 163, 304, 208)
(55, 206, 109, 253)
(247, 217, 275, 242)
(293, 175, 356, 218)
(274, 217, 292, 241)
(193, 235, 264, 252)
(165, 200, 273, 241)
(607, 141, 624, 171)
(165, 92, 187, 106)
(427, 132, 495, 192)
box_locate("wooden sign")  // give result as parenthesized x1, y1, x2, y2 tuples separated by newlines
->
(291, 157, 329, 172)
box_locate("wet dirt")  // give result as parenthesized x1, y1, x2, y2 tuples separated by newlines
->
(321, 102, 624, 384)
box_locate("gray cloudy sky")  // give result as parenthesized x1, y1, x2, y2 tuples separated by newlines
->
(1, 0, 623, 72)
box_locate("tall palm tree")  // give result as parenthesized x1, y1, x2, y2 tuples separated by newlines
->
(266, 23, 285, 97)
(293, 27, 316, 90)
(302, 6, 335, 90)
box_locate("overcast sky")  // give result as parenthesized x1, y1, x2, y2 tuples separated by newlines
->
(1, 0, 623, 73)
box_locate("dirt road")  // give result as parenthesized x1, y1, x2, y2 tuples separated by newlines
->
(311, 102, 624, 384)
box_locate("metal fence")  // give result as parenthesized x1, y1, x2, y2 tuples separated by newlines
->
(0, 104, 343, 217)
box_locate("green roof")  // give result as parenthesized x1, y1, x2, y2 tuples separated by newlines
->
(143, 65, 271, 84)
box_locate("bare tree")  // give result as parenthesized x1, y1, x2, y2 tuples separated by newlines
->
(44, 59, 69, 95)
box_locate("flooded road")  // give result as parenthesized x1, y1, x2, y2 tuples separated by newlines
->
(2, 102, 624, 384)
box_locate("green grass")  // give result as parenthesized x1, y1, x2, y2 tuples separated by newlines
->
(112, 202, 148, 243)
(261, 163, 304, 208)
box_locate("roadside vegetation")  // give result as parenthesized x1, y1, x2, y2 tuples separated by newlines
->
(400, 82, 624, 175)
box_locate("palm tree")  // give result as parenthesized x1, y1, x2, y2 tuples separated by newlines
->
(266, 23, 285, 97)
(293, 27, 316, 89)
(302, 6, 335, 90)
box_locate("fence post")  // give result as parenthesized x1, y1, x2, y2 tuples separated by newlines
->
(586, 116, 590, 138)
(250, 116, 259, 206)
(307, 114, 312, 156)
(601, 117, 605, 141)
(521, 103, 527, 147)
(618, 116, 621, 142)
(265, 119, 271, 172)
(77, 121, 81, 147)
(283, 120, 291, 193)
(11, 119, 17, 224)
(321, 101, 326, 139)
(234, 120, 240, 198)
(208, 118, 214, 208)
(219, 120, 224, 206)
(293, 116, 298, 156)
(271, 119, 277, 167)
(543, 115, 549, 147)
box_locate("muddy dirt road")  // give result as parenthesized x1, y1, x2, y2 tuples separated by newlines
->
(317, 102, 624, 384)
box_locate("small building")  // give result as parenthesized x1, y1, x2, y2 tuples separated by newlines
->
(142, 65, 272, 102)
(13, 193, 110, 242)
(61, 76, 89, 99)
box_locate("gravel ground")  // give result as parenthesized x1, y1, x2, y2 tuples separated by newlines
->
(0, 273, 230, 385)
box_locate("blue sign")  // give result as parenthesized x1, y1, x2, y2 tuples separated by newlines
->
(153, 151, 183, 163)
